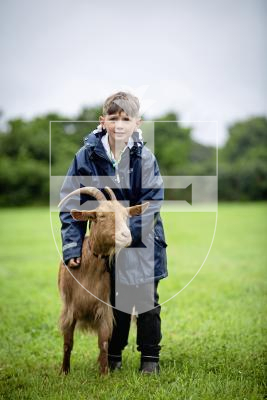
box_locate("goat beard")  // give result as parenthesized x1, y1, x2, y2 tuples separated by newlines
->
(108, 246, 124, 269)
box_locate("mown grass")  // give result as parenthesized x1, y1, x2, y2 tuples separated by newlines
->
(0, 203, 266, 399)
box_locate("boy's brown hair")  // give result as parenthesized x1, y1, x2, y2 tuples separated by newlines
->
(103, 91, 140, 118)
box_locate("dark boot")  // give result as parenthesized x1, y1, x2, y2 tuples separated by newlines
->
(108, 360, 122, 371)
(139, 361, 160, 374)
(108, 354, 122, 372)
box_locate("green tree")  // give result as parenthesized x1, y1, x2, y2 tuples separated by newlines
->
(153, 112, 191, 175)
(219, 116, 267, 200)
(222, 116, 267, 163)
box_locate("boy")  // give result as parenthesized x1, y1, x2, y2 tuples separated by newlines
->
(60, 91, 168, 373)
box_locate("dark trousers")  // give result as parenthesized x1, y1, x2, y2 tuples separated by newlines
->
(108, 280, 162, 363)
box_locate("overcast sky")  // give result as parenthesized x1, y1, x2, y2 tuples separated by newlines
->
(0, 0, 266, 146)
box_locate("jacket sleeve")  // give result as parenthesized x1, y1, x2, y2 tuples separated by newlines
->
(59, 154, 88, 264)
(129, 153, 164, 246)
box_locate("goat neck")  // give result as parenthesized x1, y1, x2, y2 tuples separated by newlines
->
(88, 224, 114, 259)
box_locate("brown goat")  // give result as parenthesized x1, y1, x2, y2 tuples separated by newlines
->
(58, 186, 149, 375)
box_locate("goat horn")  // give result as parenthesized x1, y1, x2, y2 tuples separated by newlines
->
(104, 187, 117, 200)
(58, 187, 106, 208)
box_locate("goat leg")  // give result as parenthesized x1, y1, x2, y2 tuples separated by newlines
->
(97, 321, 110, 375)
(60, 319, 76, 375)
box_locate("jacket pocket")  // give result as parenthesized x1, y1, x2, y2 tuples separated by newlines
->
(154, 235, 167, 248)
(154, 226, 168, 248)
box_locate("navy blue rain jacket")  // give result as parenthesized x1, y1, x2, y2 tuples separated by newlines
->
(59, 128, 168, 285)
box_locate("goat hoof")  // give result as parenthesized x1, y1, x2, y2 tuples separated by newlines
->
(99, 366, 109, 375)
(60, 366, 70, 375)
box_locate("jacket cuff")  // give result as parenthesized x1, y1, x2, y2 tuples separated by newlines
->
(63, 242, 82, 264)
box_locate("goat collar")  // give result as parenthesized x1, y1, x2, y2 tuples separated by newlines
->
(89, 240, 110, 260)
(92, 251, 111, 274)
(92, 252, 110, 260)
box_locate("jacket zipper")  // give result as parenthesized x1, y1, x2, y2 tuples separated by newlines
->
(93, 151, 121, 184)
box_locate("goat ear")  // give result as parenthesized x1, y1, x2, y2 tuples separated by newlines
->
(71, 209, 97, 221)
(126, 202, 150, 217)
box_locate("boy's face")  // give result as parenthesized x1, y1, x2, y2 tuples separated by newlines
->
(99, 111, 141, 145)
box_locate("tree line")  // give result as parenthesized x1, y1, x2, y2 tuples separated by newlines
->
(0, 106, 266, 206)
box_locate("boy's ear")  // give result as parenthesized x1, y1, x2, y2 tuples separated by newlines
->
(136, 117, 142, 128)
(71, 209, 97, 221)
(99, 115, 105, 128)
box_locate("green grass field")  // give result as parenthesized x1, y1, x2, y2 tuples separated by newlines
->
(0, 204, 266, 399)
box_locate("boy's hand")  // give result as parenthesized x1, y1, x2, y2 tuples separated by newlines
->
(67, 257, 81, 268)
